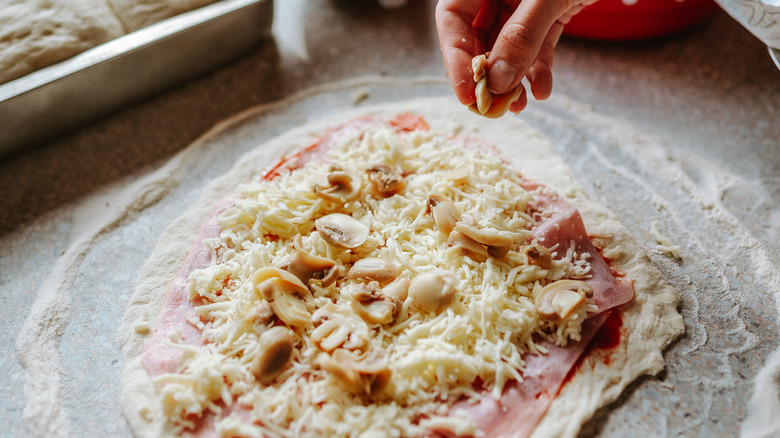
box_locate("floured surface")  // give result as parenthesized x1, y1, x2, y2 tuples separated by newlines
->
(2, 77, 779, 436)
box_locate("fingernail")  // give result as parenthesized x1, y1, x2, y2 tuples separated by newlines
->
(487, 60, 517, 94)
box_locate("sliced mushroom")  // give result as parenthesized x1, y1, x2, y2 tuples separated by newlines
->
(311, 303, 369, 353)
(535, 280, 592, 322)
(315, 213, 369, 249)
(408, 270, 457, 314)
(253, 267, 313, 328)
(318, 347, 391, 395)
(474, 76, 492, 115)
(447, 229, 488, 258)
(367, 164, 405, 197)
(346, 282, 399, 325)
(468, 53, 524, 118)
(525, 243, 552, 269)
(313, 166, 362, 203)
(348, 258, 400, 284)
(471, 53, 487, 82)
(427, 193, 461, 236)
(482, 85, 524, 119)
(280, 235, 338, 286)
(250, 326, 296, 384)
(383, 277, 410, 303)
(451, 215, 513, 258)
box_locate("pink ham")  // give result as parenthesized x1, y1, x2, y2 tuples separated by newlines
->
(534, 207, 634, 313)
(142, 198, 232, 377)
(445, 206, 634, 437)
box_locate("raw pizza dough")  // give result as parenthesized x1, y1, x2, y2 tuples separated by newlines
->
(0, 0, 220, 85)
(0, 0, 124, 84)
(106, 0, 219, 32)
(120, 98, 684, 437)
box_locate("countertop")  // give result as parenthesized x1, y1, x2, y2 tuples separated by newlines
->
(1, 1, 779, 436)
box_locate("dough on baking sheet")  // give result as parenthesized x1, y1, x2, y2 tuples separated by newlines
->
(0, 0, 124, 84)
(119, 98, 683, 437)
(105, 0, 219, 32)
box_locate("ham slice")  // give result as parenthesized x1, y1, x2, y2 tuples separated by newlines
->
(446, 207, 634, 437)
(142, 198, 232, 377)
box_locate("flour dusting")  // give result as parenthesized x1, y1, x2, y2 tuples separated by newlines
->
(13, 156, 184, 436)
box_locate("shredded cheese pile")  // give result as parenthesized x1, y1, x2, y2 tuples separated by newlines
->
(156, 123, 596, 436)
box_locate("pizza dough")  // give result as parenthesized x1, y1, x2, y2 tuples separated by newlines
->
(120, 98, 684, 437)
(0, 0, 220, 85)
(106, 0, 219, 32)
(0, 0, 124, 84)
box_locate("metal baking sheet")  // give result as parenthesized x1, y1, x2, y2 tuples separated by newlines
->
(770, 46, 780, 70)
(0, 0, 273, 159)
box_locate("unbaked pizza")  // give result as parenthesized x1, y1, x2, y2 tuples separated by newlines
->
(120, 99, 683, 437)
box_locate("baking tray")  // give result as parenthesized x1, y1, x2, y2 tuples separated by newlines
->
(0, 0, 273, 159)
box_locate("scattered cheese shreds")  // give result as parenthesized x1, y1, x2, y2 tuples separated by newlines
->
(650, 221, 682, 260)
(156, 123, 593, 436)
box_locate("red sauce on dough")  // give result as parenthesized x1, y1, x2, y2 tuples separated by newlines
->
(261, 141, 321, 181)
(560, 310, 624, 388)
(388, 113, 430, 132)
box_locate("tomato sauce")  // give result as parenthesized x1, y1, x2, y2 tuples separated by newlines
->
(560, 309, 624, 388)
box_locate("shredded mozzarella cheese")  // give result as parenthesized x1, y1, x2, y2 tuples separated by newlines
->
(157, 125, 595, 436)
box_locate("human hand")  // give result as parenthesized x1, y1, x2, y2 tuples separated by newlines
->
(435, 0, 597, 114)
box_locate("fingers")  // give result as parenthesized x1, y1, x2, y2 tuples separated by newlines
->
(509, 85, 528, 113)
(526, 21, 563, 101)
(486, 0, 575, 95)
(435, 0, 484, 106)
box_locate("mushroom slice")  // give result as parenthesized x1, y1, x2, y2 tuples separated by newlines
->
(452, 215, 513, 258)
(474, 77, 492, 115)
(311, 303, 369, 352)
(318, 347, 391, 396)
(427, 194, 461, 236)
(471, 53, 488, 82)
(250, 326, 296, 384)
(447, 230, 488, 258)
(525, 243, 552, 269)
(313, 166, 362, 203)
(367, 164, 405, 197)
(348, 258, 400, 284)
(346, 282, 399, 325)
(315, 213, 369, 249)
(408, 270, 457, 314)
(483, 85, 524, 119)
(253, 267, 313, 328)
(281, 235, 338, 285)
(535, 280, 592, 322)
(468, 53, 523, 118)
(383, 277, 410, 303)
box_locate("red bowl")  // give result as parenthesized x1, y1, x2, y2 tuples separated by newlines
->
(563, 0, 719, 41)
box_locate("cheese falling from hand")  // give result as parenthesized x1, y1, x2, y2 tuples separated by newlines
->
(158, 124, 596, 436)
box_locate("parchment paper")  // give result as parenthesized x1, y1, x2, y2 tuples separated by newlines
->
(2, 77, 779, 437)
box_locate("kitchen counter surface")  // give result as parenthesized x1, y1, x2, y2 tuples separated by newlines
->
(1, 1, 778, 436)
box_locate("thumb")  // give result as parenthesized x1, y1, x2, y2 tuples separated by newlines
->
(487, 0, 571, 95)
